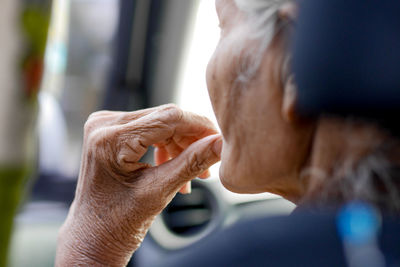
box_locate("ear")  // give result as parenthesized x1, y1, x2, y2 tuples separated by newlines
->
(278, 2, 297, 22)
(278, 3, 298, 124)
(282, 75, 298, 123)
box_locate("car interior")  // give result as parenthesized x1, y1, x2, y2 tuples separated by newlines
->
(9, 1, 296, 266)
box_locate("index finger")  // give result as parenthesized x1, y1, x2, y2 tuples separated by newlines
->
(121, 104, 218, 148)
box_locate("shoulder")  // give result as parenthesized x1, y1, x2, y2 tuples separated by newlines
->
(151, 209, 400, 267)
(157, 210, 346, 267)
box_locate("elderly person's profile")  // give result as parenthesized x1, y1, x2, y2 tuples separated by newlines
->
(56, 0, 400, 266)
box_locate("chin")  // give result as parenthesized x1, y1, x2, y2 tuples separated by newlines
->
(218, 144, 267, 194)
(218, 167, 264, 194)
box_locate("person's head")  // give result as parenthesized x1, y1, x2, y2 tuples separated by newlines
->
(206, 0, 313, 202)
(206, 0, 400, 210)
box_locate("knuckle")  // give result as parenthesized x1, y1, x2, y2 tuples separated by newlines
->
(87, 128, 107, 148)
(201, 117, 217, 132)
(202, 116, 215, 127)
(83, 117, 95, 136)
(85, 126, 115, 155)
(84, 110, 117, 135)
(183, 153, 208, 177)
(162, 103, 179, 110)
(84, 121, 103, 144)
(160, 104, 183, 122)
(84, 111, 108, 134)
(192, 113, 217, 131)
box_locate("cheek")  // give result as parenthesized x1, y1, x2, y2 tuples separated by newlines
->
(206, 44, 233, 133)
(206, 38, 245, 131)
(206, 54, 219, 112)
(207, 31, 275, 193)
(206, 43, 247, 190)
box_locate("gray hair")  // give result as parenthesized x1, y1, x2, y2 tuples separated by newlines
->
(299, 117, 400, 213)
(232, 0, 293, 85)
(306, 142, 400, 213)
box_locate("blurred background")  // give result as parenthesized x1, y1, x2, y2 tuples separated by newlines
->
(2, 0, 295, 266)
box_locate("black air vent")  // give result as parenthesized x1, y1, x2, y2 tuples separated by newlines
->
(162, 182, 216, 237)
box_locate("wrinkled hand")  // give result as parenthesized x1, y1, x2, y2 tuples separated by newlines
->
(56, 104, 222, 266)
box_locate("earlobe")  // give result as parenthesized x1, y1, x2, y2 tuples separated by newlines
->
(278, 2, 298, 22)
(282, 75, 298, 124)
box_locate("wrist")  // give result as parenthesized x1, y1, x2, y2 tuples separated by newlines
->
(56, 216, 138, 266)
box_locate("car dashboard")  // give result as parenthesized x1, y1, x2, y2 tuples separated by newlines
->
(134, 178, 295, 266)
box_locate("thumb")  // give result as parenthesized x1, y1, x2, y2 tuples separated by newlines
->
(155, 134, 222, 197)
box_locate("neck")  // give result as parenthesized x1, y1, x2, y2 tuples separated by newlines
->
(301, 116, 388, 204)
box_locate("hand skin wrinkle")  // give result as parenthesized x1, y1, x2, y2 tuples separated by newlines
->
(56, 104, 222, 266)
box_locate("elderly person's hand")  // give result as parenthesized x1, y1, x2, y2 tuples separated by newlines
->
(56, 104, 222, 266)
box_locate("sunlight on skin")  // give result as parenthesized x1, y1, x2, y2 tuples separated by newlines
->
(176, 0, 221, 177)
(176, 1, 277, 202)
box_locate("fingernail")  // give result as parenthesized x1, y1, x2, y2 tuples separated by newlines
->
(180, 181, 191, 195)
(212, 138, 223, 157)
(199, 169, 210, 179)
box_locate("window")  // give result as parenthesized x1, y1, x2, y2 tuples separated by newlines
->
(176, 0, 220, 177)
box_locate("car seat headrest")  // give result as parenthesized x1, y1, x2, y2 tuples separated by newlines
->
(292, 0, 400, 133)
